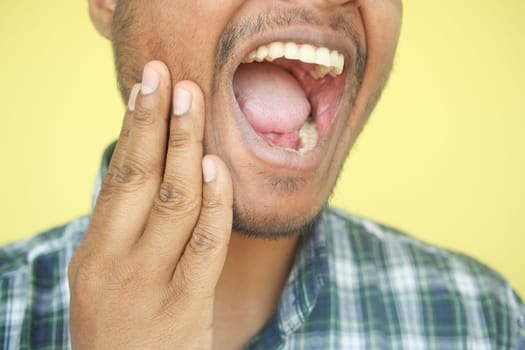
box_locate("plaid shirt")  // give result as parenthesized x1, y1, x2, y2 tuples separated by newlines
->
(1, 145, 524, 349)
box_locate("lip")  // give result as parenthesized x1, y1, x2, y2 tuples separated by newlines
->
(221, 25, 357, 173)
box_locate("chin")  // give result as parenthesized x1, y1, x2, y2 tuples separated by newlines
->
(231, 197, 328, 239)
(204, 151, 336, 238)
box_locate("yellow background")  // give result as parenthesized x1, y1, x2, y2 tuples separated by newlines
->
(2, 1, 523, 298)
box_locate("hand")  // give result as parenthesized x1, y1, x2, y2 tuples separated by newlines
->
(68, 61, 233, 349)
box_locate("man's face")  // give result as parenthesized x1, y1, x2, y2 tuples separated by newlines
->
(109, 0, 402, 237)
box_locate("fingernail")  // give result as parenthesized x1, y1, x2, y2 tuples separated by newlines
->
(173, 87, 192, 116)
(141, 64, 160, 95)
(202, 158, 217, 183)
(104, 0, 116, 11)
(127, 84, 141, 111)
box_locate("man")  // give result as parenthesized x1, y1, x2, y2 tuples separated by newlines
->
(1, 0, 524, 349)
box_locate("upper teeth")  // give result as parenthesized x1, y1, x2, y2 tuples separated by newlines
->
(243, 42, 345, 80)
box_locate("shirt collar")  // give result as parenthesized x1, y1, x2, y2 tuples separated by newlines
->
(275, 213, 330, 336)
(247, 214, 330, 347)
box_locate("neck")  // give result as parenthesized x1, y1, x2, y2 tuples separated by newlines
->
(213, 231, 300, 348)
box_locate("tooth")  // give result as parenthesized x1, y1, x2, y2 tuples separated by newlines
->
(243, 50, 257, 63)
(320, 66, 332, 79)
(256, 46, 269, 62)
(309, 65, 316, 77)
(310, 68, 320, 79)
(315, 65, 324, 79)
(267, 42, 284, 61)
(299, 120, 318, 153)
(299, 44, 316, 64)
(310, 65, 332, 80)
(284, 42, 300, 60)
(335, 53, 344, 74)
(313, 65, 330, 80)
(315, 47, 331, 67)
(330, 50, 339, 69)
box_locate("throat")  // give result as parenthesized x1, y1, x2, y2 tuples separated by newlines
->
(213, 233, 300, 349)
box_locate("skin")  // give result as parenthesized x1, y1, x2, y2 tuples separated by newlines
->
(69, 0, 402, 349)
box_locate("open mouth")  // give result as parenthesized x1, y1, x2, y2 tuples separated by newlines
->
(233, 41, 346, 154)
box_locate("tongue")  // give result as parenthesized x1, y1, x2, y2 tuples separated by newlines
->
(233, 63, 311, 136)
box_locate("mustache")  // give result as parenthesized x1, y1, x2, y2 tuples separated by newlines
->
(215, 6, 366, 82)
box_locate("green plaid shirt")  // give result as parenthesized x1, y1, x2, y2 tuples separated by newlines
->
(1, 145, 524, 349)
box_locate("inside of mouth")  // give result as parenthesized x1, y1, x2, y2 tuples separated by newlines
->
(233, 58, 346, 152)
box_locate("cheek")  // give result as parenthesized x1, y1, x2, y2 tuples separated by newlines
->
(359, 0, 402, 82)
(340, 0, 401, 134)
(143, 1, 246, 87)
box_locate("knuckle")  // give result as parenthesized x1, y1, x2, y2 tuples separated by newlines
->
(102, 168, 116, 187)
(69, 254, 104, 298)
(113, 158, 154, 187)
(119, 125, 131, 138)
(133, 103, 156, 127)
(70, 252, 146, 300)
(154, 181, 200, 214)
(158, 181, 186, 204)
(189, 226, 224, 255)
(116, 164, 146, 185)
(168, 128, 193, 149)
(101, 158, 160, 197)
(201, 192, 226, 212)
(97, 175, 116, 204)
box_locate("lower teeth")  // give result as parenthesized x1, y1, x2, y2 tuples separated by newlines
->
(298, 120, 318, 153)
